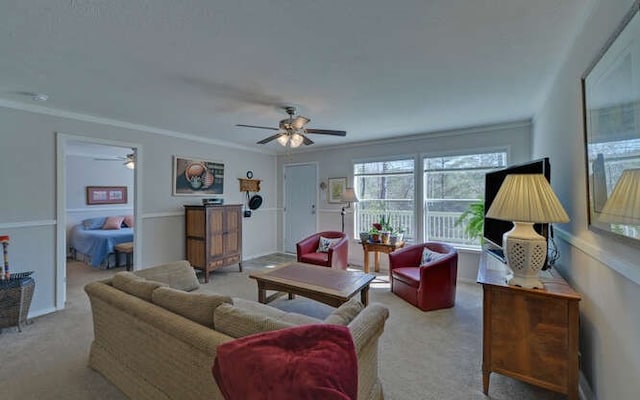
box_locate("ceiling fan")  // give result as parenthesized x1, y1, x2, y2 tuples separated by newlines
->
(236, 106, 346, 147)
(94, 153, 136, 169)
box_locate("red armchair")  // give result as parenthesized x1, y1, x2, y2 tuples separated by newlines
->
(388, 242, 458, 311)
(296, 231, 349, 270)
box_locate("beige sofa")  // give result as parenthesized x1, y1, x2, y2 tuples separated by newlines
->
(85, 260, 389, 400)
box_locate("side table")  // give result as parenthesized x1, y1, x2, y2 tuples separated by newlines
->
(0, 274, 35, 332)
(360, 241, 405, 273)
(478, 250, 580, 399)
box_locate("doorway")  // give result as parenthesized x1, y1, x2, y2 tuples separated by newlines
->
(283, 163, 318, 253)
(55, 134, 142, 310)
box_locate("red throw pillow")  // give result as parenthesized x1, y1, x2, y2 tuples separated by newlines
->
(102, 216, 124, 230)
(212, 324, 357, 400)
(123, 215, 134, 228)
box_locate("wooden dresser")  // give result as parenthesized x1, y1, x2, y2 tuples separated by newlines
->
(184, 204, 242, 282)
(477, 249, 581, 399)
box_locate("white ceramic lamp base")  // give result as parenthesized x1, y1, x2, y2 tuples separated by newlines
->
(503, 222, 547, 289)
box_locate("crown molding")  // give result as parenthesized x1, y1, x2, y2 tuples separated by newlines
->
(0, 98, 275, 155)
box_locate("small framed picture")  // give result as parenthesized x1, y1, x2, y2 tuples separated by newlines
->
(328, 177, 347, 203)
(86, 186, 128, 205)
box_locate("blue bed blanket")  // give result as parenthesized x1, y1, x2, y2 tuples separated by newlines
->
(69, 224, 134, 267)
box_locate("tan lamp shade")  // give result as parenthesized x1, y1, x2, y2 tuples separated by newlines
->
(486, 174, 569, 223)
(599, 168, 640, 225)
(341, 188, 359, 204)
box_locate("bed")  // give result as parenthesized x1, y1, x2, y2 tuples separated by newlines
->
(68, 216, 134, 267)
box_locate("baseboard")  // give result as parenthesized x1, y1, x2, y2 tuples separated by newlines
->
(579, 370, 595, 400)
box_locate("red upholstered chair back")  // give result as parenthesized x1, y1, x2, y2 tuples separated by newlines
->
(296, 231, 349, 270)
(388, 242, 458, 311)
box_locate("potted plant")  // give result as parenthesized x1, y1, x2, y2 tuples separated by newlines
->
(359, 231, 370, 243)
(455, 200, 485, 241)
(369, 227, 380, 243)
(390, 226, 405, 245)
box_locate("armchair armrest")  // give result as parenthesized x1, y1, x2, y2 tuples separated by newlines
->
(388, 244, 423, 270)
(296, 236, 320, 261)
(419, 252, 457, 280)
(327, 235, 349, 269)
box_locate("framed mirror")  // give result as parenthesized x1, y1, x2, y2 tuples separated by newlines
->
(582, 0, 640, 243)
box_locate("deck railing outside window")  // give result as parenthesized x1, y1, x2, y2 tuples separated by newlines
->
(356, 209, 477, 246)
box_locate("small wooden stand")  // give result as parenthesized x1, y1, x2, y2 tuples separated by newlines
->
(360, 241, 405, 273)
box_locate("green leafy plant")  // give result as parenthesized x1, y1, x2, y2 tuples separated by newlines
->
(379, 214, 393, 232)
(455, 201, 485, 240)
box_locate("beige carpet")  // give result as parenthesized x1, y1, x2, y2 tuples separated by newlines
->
(0, 254, 565, 400)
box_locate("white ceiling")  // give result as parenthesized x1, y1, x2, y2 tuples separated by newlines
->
(0, 0, 593, 154)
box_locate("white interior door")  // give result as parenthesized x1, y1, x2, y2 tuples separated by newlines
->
(284, 164, 317, 253)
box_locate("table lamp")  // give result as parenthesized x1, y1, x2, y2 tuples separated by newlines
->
(341, 188, 359, 233)
(598, 168, 640, 226)
(485, 174, 569, 288)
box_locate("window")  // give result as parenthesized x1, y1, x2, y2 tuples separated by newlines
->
(354, 159, 415, 242)
(423, 152, 507, 246)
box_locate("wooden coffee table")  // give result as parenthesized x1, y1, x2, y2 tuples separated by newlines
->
(249, 262, 376, 307)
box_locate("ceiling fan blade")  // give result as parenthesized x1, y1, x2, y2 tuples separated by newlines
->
(292, 116, 310, 130)
(302, 135, 314, 146)
(257, 133, 283, 144)
(94, 157, 126, 161)
(305, 128, 347, 136)
(236, 124, 279, 131)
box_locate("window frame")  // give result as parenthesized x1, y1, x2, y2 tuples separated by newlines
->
(353, 155, 418, 242)
(421, 148, 509, 248)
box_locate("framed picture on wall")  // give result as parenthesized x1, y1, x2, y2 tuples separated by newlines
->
(173, 156, 225, 196)
(86, 186, 128, 205)
(328, 177, 347, 203)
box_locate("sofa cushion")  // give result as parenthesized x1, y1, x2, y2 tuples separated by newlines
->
(151, 287, 232, 328)
(214, 303, 294, 338)
(134, 260, 200, 292)
(231, 297, 322, 325)
(212, 324, 358, 400)
(391, 267, 421, 288)
(299, 252, 329, 265)
(214, 302, 322, 338)
(112, 272, 168, 301)
(324, 299, 364, 325)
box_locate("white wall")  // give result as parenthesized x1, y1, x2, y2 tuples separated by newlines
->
(533, 0, 640, 398)
(276, 121, 532, 280)
(0, 105, 278, 317)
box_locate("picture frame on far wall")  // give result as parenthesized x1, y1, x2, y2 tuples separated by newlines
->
(173, 156, 225, 196)
(328, 177, 347, 203)
(582, 0, 640, 244)
(86, 186, 127, 205)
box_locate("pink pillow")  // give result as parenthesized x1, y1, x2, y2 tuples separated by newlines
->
(123, 215, 134, 228)
(212, 324, 357, 400)
(102, 216, 124, 230)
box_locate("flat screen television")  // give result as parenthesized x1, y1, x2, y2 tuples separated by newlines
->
(483, 157, 551, 252)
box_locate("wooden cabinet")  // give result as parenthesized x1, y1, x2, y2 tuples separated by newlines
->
(477, 249, 581, 399)
(184, 204, 242, 283)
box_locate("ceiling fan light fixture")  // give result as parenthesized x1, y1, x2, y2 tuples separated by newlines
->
(124, 160, 135, 169)
(289, 133, 304, 148)
(277, 134, 290, 146)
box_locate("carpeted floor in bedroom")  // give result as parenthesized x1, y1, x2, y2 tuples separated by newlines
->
(0, 253, 566, 400)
